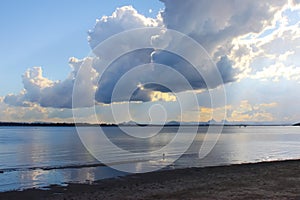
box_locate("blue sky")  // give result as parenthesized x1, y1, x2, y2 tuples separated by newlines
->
(0, 0, 300, 123)
(0, 0, 163, 96)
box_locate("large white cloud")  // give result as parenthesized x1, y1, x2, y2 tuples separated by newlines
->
(88, 6, 162, 50)
(5, 57, 97, 108)
(88, 3, 241, 104)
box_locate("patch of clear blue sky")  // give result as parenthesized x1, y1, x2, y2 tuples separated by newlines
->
(258, 9, 300, 39)
(284, 8, 300, 26)
(258, 22, 280, 39)
(0, 0, 164, 96)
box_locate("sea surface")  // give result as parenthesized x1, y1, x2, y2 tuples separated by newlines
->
(0, 126, 299, 192)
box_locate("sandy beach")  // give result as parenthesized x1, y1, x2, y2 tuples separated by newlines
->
(0, 160, 299, 200)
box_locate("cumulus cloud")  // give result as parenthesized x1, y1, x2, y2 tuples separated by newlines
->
(5, 57, 97, 108)
(160, 0, 285, 54)
(0, 97, 48, 122)
(88, 0, 290, 104)
(88, 6, 162, 49)
(87, 3, 241, 104)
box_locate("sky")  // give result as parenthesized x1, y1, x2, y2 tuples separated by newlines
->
(0, 0, 300, 123)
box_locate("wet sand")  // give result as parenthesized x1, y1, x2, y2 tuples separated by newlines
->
(1, 160, 300, 200)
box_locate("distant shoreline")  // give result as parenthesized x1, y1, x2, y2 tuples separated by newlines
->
(0, 122, 296, 127)
(1, 159, 300, 199)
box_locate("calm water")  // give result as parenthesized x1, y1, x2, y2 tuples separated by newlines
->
(0, 126, 299, 191)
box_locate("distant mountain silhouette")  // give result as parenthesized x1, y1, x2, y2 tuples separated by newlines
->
(294, 122, 300, 126)
(120, 121, 137, 126)
(208, 119, 217, 124)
